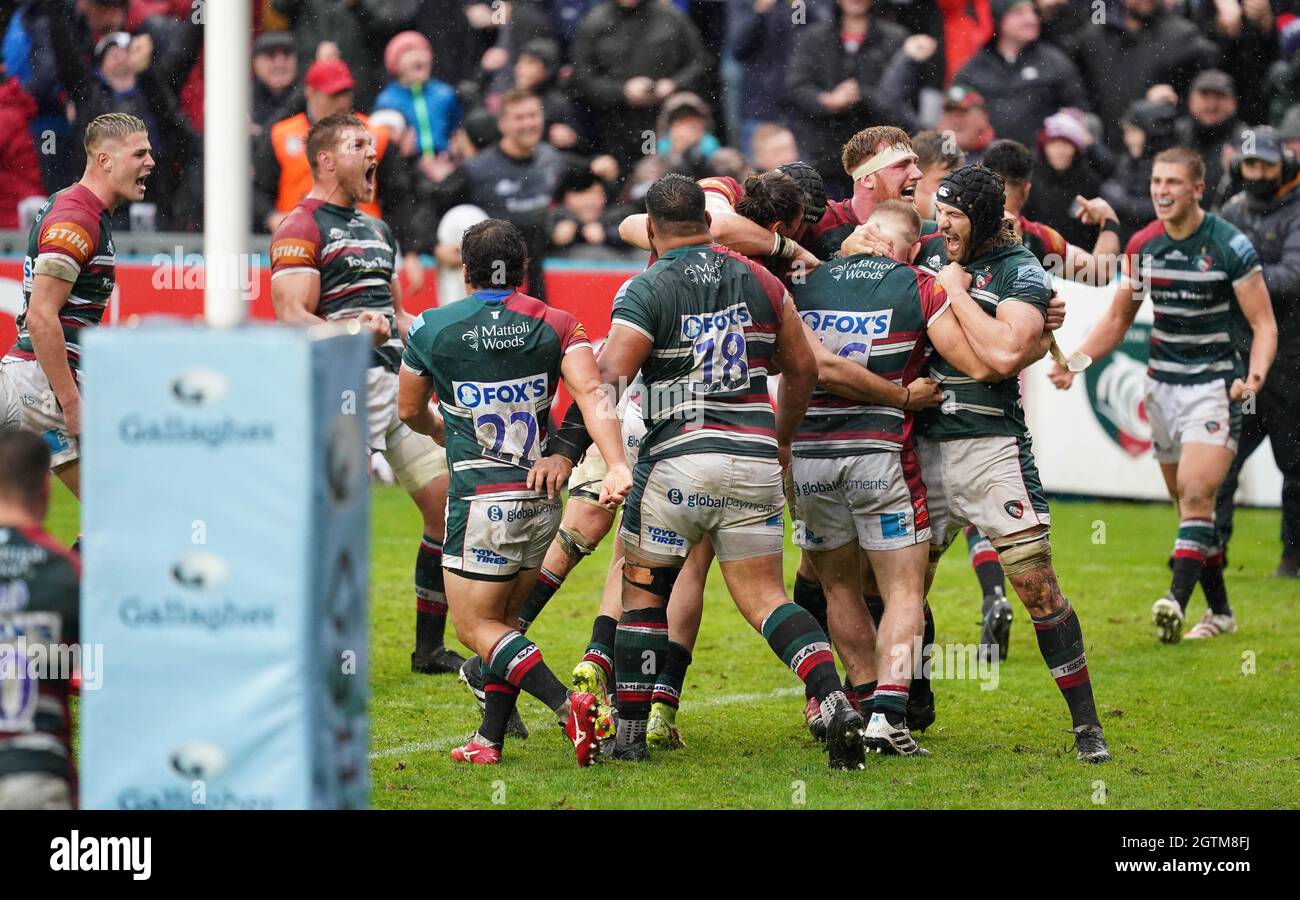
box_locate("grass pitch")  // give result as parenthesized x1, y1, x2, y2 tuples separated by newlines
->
(49, 488, 1299, 809)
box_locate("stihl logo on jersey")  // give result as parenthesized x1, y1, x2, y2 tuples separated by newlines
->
(453, 375, 547, 408)
(43, 224, 91, 256)
(800, 308, 892, 336)
(271, 240, 314, 262)
(681, 304, 750, 340)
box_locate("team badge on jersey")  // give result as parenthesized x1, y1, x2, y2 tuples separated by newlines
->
(1004, 500, 1025, 519)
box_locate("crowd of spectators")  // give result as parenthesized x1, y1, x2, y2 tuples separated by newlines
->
(5, 0, 1300, 278)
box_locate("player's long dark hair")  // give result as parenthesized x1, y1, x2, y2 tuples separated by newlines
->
(736, 170, 805, 230)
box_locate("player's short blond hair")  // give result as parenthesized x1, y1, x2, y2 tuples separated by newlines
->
(869, 199, 922, 245)
(841, 126, 912, 178)
(1154, 147, 1206, 184)
(84, 113, 148, 154)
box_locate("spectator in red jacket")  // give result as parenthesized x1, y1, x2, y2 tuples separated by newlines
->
(0, 66, 45, 229)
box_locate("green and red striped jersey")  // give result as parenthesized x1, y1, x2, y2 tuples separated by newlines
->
(1121, 213, 1261, 385)
(611, 243, 785, 464)
(270, 199, 401, 371)
(1018, 215, 1069, 266)
(791, 254, 950, 456)
(402, 289, 590, 500)
(916, 233, 1052, 440)
(9, 184, 115, 372)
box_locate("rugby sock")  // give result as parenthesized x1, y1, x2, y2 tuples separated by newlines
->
(793, 574, 829, 632)
(1031, 602, 1099, 729)
(414, 536, 448, 650)
(966, 526, 1005, 599)
(485, 630, 568, 714)
(874, 683, 910, 726)
(761, 603, 841, 703)
(853, 681, 877, 717)
(582, 615, 617, 683)
(1170, 519, 1215, 611)
(1200, 546, 1233, 617)
(615, 607, 668, 739)
(478, 673, 520, 747)
(912, 601, 935, 707)
(651, 641, 692, 710)
(517, 565, 564, 631)
(794, 577, 830, 701)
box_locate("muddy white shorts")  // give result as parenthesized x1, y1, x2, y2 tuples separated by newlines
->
(935, 434, 1050, 540)
(620, 452, 784, 564)
(443, 491, 562, 579)
(0, 357, 79, 467)
(790, 451, 930, 552)
(366, 367, 447, 493)
(1144, 376, 1240, 465)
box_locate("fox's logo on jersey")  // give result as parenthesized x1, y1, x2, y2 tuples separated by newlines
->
(800, 309, 892, 336)
(681, 304, 751, 340)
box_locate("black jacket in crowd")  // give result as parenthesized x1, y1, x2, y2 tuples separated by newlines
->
(785, 11, 909, 196)
(1220, 175, 1300, 364)
(1064, 6, 1219, 151)
(953, 38, 1090, 148)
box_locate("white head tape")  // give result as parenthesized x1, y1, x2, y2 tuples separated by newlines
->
(851, 143, 918, 183)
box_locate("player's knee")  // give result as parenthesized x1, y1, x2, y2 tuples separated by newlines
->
(623, 561, 681, 603)
(557, 523, 602, 564)
(993, 531, 1053, 579)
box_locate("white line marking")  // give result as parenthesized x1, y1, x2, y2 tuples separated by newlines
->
(369, 686, 804, 760)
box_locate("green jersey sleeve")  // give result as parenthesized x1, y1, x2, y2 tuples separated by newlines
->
(609, 274, 657, 341)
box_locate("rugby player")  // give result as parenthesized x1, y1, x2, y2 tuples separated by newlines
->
(269, 113, 464, 675)
(844, 164, 1109, 761)
(398, 218, 632, 766)
(1054, 148, 1277, 643)
(791, 200, 1009, 754)
(0, 430, 81, 809)
(953, 139, 1124, 661)
(593, 174, 867, 768)
(1, 113, 153, 501)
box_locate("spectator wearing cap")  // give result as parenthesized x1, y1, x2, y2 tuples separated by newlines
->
(1063, 0, 1219, 152)
(1188, 0, 1276, 126)
(936, 85, 995, 164)
(951, 0, 1089, 149)
(1175, 69, 1245, 207)
(655, 92, 721, 180)
(45, 1, 199, 230)
(374, 31, 460, 161)
(1217, 126, 1300, 578)
(510, 38, 582, 151)
(1265, 12, 1300, 126)
(786, 0, 909, 197)
(570, 0, 708, 169)
(271, 0, 419, 111)
(252, 32, 301, 137)
(1100, 97, 1179, 235)
(253, 57, 417, 276)
(1024, 109, 1111, 249)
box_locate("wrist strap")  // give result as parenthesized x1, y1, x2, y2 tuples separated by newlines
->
(1099, 219, 1120, 236)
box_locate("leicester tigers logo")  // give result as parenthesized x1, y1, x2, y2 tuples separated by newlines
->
(1004, 500, 1024, 519)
